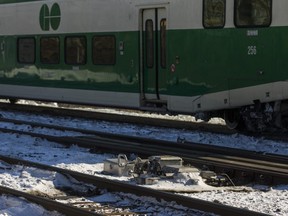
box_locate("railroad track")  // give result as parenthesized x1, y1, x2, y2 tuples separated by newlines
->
(0, 101, 233, 134)
(0, 154, 268, 216)
(0, 185, 123, 216)
(0, 101, 288, 142)
(0, 117, 287, 185)
(0, 107, 287, 214)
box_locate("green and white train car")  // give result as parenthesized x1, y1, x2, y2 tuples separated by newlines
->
(0, 0, 286, 130)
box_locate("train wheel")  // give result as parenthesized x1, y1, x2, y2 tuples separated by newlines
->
(224, 109, 241, 130)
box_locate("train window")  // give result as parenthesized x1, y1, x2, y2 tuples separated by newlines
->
(203, 0, 226, 28)
(145, 19, 154, 68)
(17, 38, 35, 64)
(160, 19, 166, 68)
(65, 36, 86, 65)
(92, 36, 116, 65)
(234, 0, 272, 27)
(40, 37, 60, 64)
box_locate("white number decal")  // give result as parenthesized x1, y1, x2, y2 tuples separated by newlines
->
(248, 46, 257, 55)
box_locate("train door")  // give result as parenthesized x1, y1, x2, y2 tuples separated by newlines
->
(141, 8, 167, 106)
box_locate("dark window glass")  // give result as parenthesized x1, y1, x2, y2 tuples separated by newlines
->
(145, 19, 154, 68)
(40, 37, 60, 64)
(18, 38, 35, 64)
(235, 0, 272, 27)
(65, 36, 86, 65)
(203, 0, 226, 28)
(160, 19, 166, 68)
(93, 36, 116, 65)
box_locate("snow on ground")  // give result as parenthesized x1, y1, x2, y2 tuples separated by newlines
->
(186, 184, 288, 216)
(0, 104, 287, 215)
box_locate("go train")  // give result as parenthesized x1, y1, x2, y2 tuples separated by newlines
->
(0, 0, 286, 131)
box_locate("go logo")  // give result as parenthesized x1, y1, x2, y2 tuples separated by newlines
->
(39, 3, 61, 31)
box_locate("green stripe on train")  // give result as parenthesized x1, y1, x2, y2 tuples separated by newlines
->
(0, 31, 140, 93)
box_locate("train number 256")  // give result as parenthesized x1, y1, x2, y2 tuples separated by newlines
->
(248, 46, 257, 55)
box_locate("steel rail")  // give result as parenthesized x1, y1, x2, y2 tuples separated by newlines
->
(0, 102, 232, 133)
(0, 154, 268, 216)
(0, 126, 287, 184)
(0, 185, 103, 216)
(0, 117, 287, 164)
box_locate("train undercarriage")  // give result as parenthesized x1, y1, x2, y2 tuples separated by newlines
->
(222, 100, 288, 132)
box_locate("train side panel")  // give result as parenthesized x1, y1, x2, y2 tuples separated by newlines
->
(0, 0, 141, 107)
(166, 0, 288, 114)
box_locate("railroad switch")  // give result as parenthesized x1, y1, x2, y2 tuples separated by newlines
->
(103, 154, 135, 176)
(104, 154, 199, 185)
(200, 171, 235, 187)
(103, 154, 234, 187)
